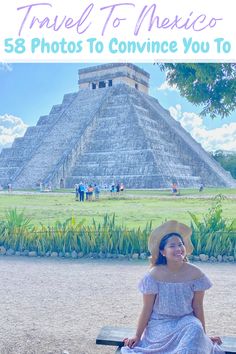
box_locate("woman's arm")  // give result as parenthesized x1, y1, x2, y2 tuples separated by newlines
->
(192, 291, 206, 331)
(192, 291, 222, 345)
(124, 294, 156, 348)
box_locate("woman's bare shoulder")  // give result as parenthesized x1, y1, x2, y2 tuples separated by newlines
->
(149, 265, 166, 279)
(185, 263, 204, 279)
(149, 263, 204, 282)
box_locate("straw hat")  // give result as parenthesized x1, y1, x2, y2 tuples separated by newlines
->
(148, 220, 193, 261)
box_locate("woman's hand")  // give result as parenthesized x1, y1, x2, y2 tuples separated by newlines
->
(123, 335, 140, 348)
(210, 336, 222, 345)
(122, 294, 155, 349)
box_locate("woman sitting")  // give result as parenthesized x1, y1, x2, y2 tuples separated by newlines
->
(122, 220, 224, 354)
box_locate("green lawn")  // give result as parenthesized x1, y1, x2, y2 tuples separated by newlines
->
(0, 188, 235, 228)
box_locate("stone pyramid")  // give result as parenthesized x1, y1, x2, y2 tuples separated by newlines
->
(0, 63, 235, 189)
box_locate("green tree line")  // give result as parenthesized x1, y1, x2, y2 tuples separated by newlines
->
(212, 150, 236, 179)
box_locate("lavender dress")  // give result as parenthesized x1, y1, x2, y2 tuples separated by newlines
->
(121, 273, 225, 354)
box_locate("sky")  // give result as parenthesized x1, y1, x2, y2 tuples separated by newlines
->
(0, 62, 236, 153)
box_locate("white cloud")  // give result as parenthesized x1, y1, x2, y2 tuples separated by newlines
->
(169, 104, 182, 120)
(157, 81, 178, 92)
(0, 62, 13, 72)
(180, 112, 203, 130)
(0, 114, 28, 152)
(169, 105, 236, 152)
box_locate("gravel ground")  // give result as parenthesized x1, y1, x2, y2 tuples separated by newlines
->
(0, 257, 235, 354)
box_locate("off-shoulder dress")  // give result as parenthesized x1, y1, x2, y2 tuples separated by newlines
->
(121, 272, 224, 354)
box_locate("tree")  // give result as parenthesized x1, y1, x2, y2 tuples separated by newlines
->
(211, 150, 236, 179)
(158, 64, 236, 118)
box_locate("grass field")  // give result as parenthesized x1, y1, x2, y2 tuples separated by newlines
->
(0, 188, 235, 228)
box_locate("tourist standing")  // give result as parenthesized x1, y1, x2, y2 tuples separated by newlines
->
(88, 184, 94, 201)
(120, 183, 125, 192)
(110, 183, 115, 194)
(116, 183, 120, 193)
(172, 182, 178, 195)
(75, 184, 79, 201)
(79, 182, 85, 202)
(94, 184, 100, 200)
(85, 185, 89, 201)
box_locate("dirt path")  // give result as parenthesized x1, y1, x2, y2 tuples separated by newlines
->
(1, 191, 236, 200)
(0, 257, 235, 354)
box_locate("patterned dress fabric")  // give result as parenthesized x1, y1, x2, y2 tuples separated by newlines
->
(121, 273, 225, 354)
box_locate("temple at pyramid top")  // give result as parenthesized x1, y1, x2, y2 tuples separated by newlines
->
(78, 63, 150, 93)
(0, 63, 235, 189)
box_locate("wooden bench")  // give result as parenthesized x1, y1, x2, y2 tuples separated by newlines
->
(96, 326, 236, 353)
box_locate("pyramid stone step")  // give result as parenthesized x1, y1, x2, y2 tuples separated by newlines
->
(0, 167, 18, 178)
(12, 87, 110, 187)
(0, 158, 24, 168)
